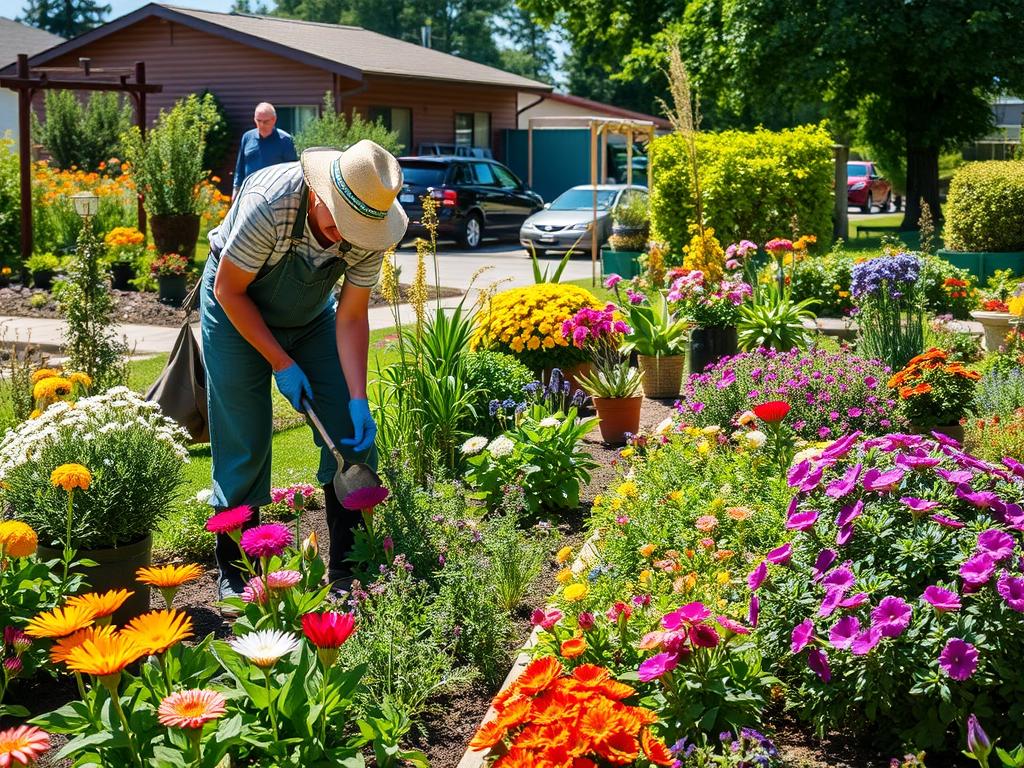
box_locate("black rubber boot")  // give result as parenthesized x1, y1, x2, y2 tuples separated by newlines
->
(323, 483, 355, 585)
(215, 506, 260, 609)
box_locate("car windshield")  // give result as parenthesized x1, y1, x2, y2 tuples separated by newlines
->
(400, 163, 447, 187)
(847, 163, 870, 176)
(549, 189, 618, 211)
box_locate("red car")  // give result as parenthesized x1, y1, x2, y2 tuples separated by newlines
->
(847, 161, 892, 213)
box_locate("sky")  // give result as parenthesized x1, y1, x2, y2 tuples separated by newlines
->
(106, 0, 234, 16)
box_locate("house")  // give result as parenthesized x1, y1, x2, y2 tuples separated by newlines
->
(965, 96, 1022, 161)
(6, 3, 551, 182)
(0, 17, 63, 151)
(516, 91, 671, 132)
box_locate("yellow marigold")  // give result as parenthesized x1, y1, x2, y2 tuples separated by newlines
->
(30, 368, 60, 385)
(667, 490, 683, 502)
(29, 409, 42, 419)
(556, 568, 573, 584)
(33, 376, 72, 401)
(67, 372, 92, 389)
(716, 571, 731, 586)
(50, 464, 91, 492)
(0, 521, 37, 558)
(1009, 295, 1024, 317)
(617, 481, 637, 498)
(563, 583, 589, 603)
(64, 632, 145, 678)
(555, 546, 573, 565)
(639, 543, 656, 558)
(639, 569, 652, 585)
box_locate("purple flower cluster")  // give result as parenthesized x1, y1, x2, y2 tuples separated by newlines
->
(667, 270, 752, 327)
(850, 252, 921, 299)
(679, 347, 901, 439)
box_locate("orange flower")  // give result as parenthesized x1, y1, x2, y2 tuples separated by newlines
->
(470, 717, 509, 750)
(593, 730, 640, 763)
(726, 506, 752, 521)
(642, 729, 675, 765)
(50, 625, 116, 665)
(66, 590, 132, 622)
(597, 678, 635, 701)
(516, 656, 563, 696)
(578, 697, 620, 742)
(64, 632, 145, 677)
(572, 664, 610, 687)
(136, 563, 203, 588)
(560, 637, 587, 659)
(25, 604, 96, 638)
(121, 610, 193, 655)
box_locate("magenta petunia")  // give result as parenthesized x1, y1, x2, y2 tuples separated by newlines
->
(862, 467, 905, 493)
(939, 638, 978, 681)
(765, 543, 793, 565)
(997, 572, 1024, 612)
(821, 564, 855, 593)
(870, 596, 912, 638)
(787, 511, 819, 531)
(807, 648, 831, 682)
(821, 431, 862, 460)
(960, 553, 996, 587)
(205, 505, 254, 535)
(797, 464, 826, 493)
(956, 485, 1001, 510)
(836, 523, 855, 547)
(790, 619, 814, 653)
(835, 499, 865, 528)
(840, 592, 868, 609)
(239, 524, 293, 559)
(1003, 457, 1024, 479)
(829, 615, 861, 650)
(921, 585, 961, 613)
(936, 468, 973, 485)
(689, 623, 721, 648)
(901, 497, 941, 513)
(850, 626, 882, 656)
(977, 529, 1015, 562)
(637, 651, 678, 682)
(826, 463, 862, 499)
(716, 615, 750, 635)
(811, 549, 838, 581)
(818, 588, 845, 618)
(342, 485, 390, 511)
(662, 602, 712, 630)
(787, 460, 811, 488)
(748, 595, 760, 628)
(997, 501, 1024, 529)
(931, 514, 965, 529)
(531, 608, 562, 630)
(747, 561, 768, 591)
(895, 454, 941, 471)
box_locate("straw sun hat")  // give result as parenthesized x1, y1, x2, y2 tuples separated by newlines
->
(300, 140, 409, 251)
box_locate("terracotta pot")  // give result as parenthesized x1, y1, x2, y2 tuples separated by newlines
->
(150, 213, 200, 260)
(593, 396, 642, 445)
(39, 534, 152, 625)
(637, 354, 685, 399)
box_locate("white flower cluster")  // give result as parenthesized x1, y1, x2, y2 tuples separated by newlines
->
(486, 435, 515, 458)
(0, 387, 190, 477)
(460, 436, 489, 456)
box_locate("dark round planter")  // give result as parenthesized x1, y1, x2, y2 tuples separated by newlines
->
(110, 262, 135, 291)
(158, 274, 188, 307)
(611, 223, 649, 239)
(32, 269, 54, 290)
(150, 213, 201, 260)
(689, 325, 738, 374)
(39, 534, 152, 625)
(0, 275, 10, 289)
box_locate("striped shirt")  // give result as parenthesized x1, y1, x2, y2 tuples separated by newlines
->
(207, 162, 385, 289)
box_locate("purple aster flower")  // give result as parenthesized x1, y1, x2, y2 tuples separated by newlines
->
(847, 407, 862, 418)
(939, 638, 978, 681)
(921, 585, 961, 613)
(638, 651, 678, 682)
(871, 596, 912, 638)
(691, 401, 706, 414)
(863, 467, 906, 493)
(850, 626, 883, 655)
(811, 549, 838, 581)
(808, 648, 831, 682)
(864, 376, 878, 389)
(791, 619, 814, 653)
(956, 485, 1001, 510)
(937, 468, 974, 485)
(826, 463, 863, 499)
(747, 561, 768, 591)
(977, 529, 1015, 562)
(931, 514, 965, 529)
(717, 369, 736, 389)
(901, 497, 941, 514)
(765, 543, 793, 565)
(836, 499, 865, 528)
(787, 511, 819, 531)
(997, 572, 1024, 611)
(829, 615, 861, 649)
(960, 553, 996, 588)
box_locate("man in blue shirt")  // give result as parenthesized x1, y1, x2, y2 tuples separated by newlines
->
(232, 102, 298, 197)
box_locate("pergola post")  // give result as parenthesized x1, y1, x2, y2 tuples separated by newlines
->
(134, 61, 147, 235)
(527, 119, 534, 190)
(16, 55, 33, 265)
(626, 127, 634, 187)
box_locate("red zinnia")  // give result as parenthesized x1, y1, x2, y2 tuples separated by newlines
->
(753, 400, 790, 423)
(341, 486, 390, 511)
(302, 611, 356, 648)
(205, 505, 254, 535)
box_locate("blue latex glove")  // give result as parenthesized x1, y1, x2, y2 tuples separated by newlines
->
(273, 362, 313, 412)
(339, 398, 377, 454)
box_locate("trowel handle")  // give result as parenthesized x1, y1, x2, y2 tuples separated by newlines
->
(301, 397, 347, 467)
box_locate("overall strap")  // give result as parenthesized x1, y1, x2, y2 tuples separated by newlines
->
(290, 183, 309, 244)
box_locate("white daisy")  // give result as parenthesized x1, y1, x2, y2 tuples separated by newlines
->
(230, 630, 300, 669)
(537, 417, 560, 429)
(486, 435, 515, 458)
(460, 436, 488, 456)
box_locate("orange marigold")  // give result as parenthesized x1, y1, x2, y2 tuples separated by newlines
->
(516, 656, 563, 696)
(642, 728, 675, 766)
(560, 636, 587, 659)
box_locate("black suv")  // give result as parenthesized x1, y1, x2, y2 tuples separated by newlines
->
(397, 156, 544, 249)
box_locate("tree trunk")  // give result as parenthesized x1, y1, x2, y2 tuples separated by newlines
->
(901, 143, 940, 232)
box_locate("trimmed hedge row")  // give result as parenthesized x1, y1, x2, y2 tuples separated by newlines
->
(944, 161, 1024, 252)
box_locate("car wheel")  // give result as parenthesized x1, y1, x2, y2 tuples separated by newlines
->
(861, 192, 873, 214)
(458, 213, 483, 249)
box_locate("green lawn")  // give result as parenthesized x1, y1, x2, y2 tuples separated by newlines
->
(565, 276, 616, 303)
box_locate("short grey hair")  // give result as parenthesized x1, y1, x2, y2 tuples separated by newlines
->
(254, 102, 277, 117)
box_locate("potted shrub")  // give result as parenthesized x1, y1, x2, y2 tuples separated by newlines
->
(939, 160, 1024, 283)
(26, 252, 59, 290)
(665, 270, 750, 375)
(602, 193, 649, 279)
(2, 388, 189, 623)
(620, 290, 690, 397)
(887, 347, 981, 440)
(102, 226, 145, 291)
(121, 94, 218, 260)
(576, 354, 643, 445)
(151, 252, 190, 306)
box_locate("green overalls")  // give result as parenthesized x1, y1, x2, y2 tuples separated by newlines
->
(200, 184, 376, 514)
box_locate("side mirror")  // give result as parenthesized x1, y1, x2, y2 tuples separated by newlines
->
(543, 202, 550, 209)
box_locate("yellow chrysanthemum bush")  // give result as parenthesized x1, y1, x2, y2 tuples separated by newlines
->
(29, 366, 92, 417)
(470, 283, 602, 372)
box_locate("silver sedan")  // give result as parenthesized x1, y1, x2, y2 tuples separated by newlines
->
(519, 184, 649, 256)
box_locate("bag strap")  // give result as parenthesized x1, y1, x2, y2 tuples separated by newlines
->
(290, 183, 309, 245)
(182, 279, 202, 316)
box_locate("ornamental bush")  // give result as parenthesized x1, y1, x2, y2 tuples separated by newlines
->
(678, 347, 901, 441)
(649, 124, 833, 263)
(888, 348, 981, 429)
(944, 161, 1024, 252)
(462, 350, 534, 437)
(755, 432, 1024, 753)
(470, 283, 601, 372)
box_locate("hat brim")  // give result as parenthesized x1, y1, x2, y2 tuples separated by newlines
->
(300, 147, 409, 252)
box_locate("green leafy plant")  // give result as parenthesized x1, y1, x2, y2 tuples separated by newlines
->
(463, 351, 534, 437)
(33, 90, 132, 172)
(530, 242, 576, 283)
(944, 161, 1024, 252)
(737, 283, 818, 351)
(295, 92, 403, 155)
(575, 357, 643, 398)
(26, 252, 59, 273)
(0, 137, 19, 267)
(621, 291, 689, 356)
(484, 495, 549, 613)
(608, 193, 649, 252)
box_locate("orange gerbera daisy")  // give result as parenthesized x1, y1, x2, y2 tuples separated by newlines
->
(560, 636, 587, 659)
(597, 678, 635, 702)
(469, 717, 509, 750)
(135, 564, 203, 588)
(121, 610, 193, 655)
(25, 604, 96, 639)
(64, 632, 145, 678)
(578, 697, 620, 742)
(516, 656, 563, 696)
(493, 696, 532, 733)
(66, 590, 133, 623)
(642, 728, 675, 766)
(594, 730, 640, 764)
(493, 747, 535, 768)
(50, 625, 116, 665)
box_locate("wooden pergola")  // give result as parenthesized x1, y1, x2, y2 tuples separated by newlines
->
(526, 116, 657, 285)
(0, 54, 162, 262)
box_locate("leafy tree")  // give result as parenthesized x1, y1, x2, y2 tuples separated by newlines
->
(19, 0, 109, 37)
(294, 93, 403, 154)
(32, 90, 132, 171)
(497, 5, 556, 82)
(230, 0, 270, 12)
(196, 90, 232, 174)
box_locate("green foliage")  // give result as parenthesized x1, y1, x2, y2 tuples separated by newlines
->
(0, 137, 20, 266)
(295, 93, 403, 154)
(530, 244, 575, 283)
(576, 357, 643, 399)
(944, 162, 1024, 253)
(621, 292, 689, 356)
(462, 350, 534, 437)
(196, 90, 233, 174)
(53, 220, 129, 390)
(33, 90, 132, 172)
(974, 368, 1024, 418)
(153, 491, 215, 563)
(25, 252, 58, 272)
(612, 193, 649, 228)
(737, 283, 817, 352)
(787, 245, 856, 316)
(649, 124, 833, 258)
(484, 494, 548, 613)
(121, 94, 216, 217)
(19, 0, 108, 38)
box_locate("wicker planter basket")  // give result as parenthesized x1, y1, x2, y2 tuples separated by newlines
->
(637, 354, 685, 399)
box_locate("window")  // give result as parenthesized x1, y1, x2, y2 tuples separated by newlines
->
(450, 164, 473, 185)
(455, 112, 492, 149)
(368, 106, 412, 154)
(491, 164, 521, 190)
(471, 162, 496, 185)
(275, 106, 318, 136)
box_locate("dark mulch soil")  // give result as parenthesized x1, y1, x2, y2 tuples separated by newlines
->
(0, 282, 463, 328)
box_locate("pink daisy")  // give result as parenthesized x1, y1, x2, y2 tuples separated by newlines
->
(240, 524, 293, 559)
(266, 570, 302, 590)
(241, 577, 267, 605)
(157, 689, 227, 729)
(0, 724, 50, 766)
